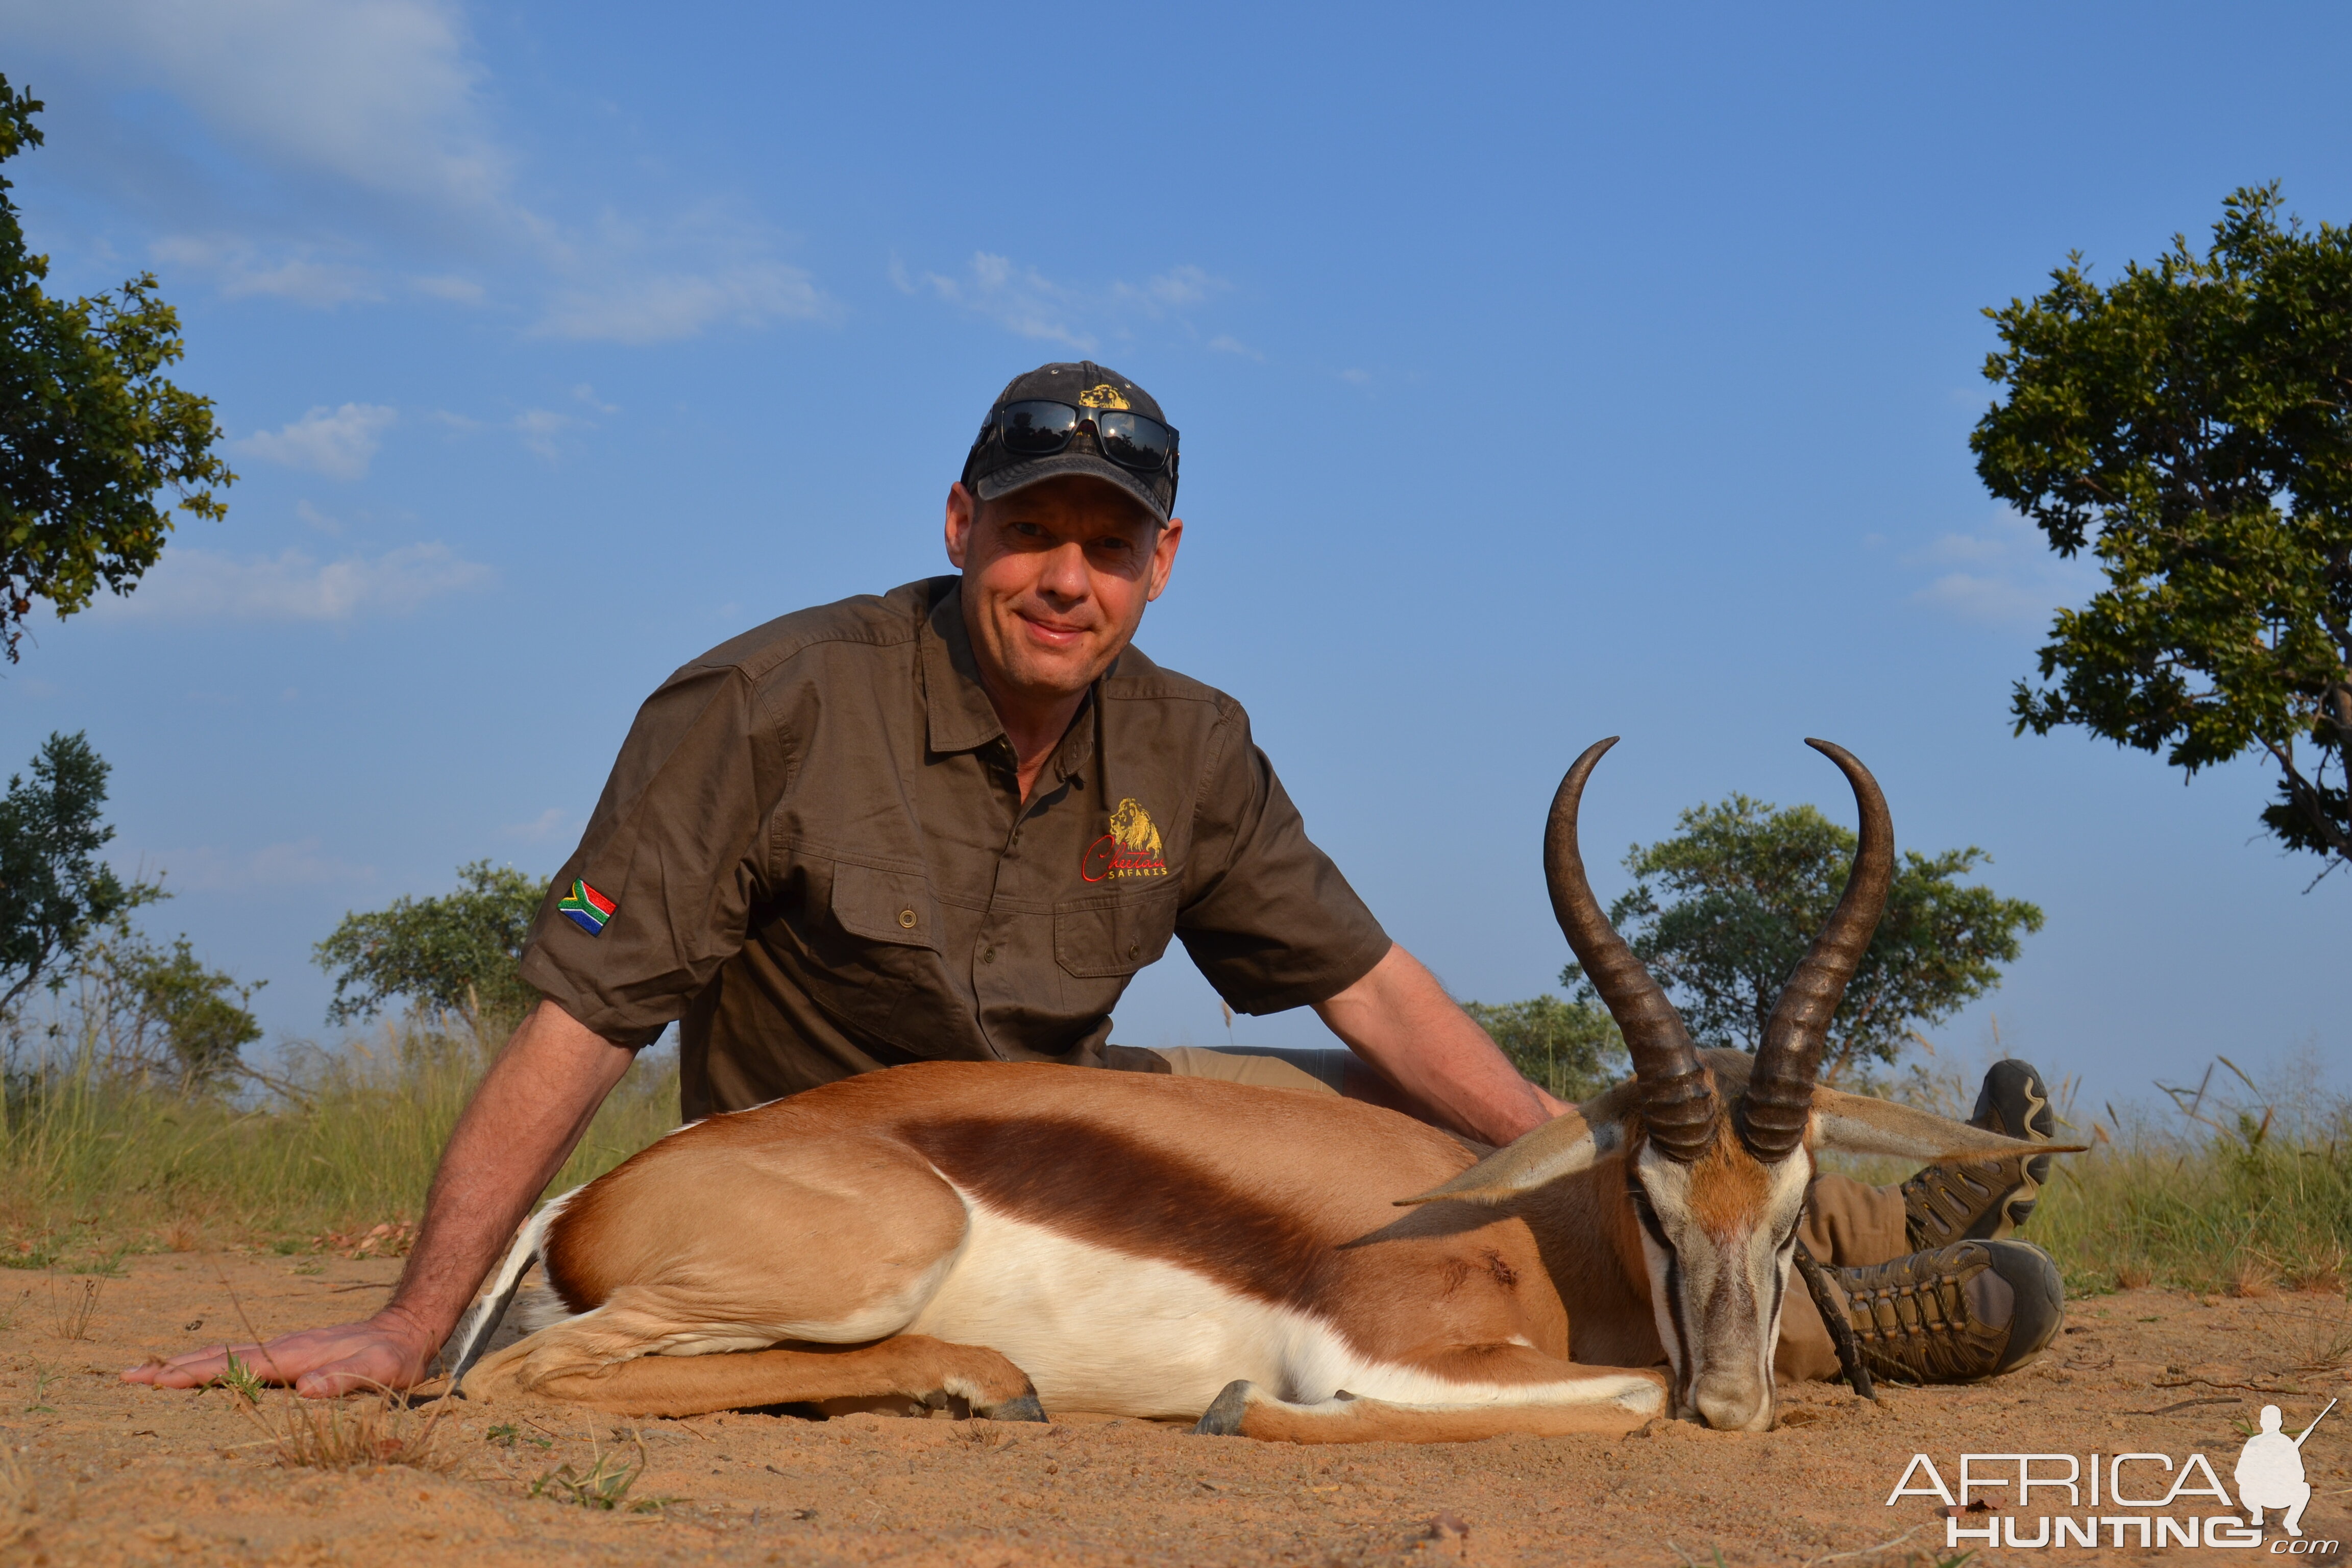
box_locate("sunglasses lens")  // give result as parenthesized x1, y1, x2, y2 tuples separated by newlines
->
(998, 401, 1080, 456)
(1094, 411, 1172, 472)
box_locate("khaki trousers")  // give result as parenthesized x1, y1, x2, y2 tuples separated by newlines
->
(1147, 1046, 1907, 1384)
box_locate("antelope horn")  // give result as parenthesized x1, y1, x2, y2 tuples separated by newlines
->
(1547, 738, 1720, 1163)
(1739, 739, 1894, 1162)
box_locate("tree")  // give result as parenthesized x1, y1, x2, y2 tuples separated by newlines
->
(1973, 184, 2352, 878)
(1564, 795, 2045, 1084)
(0, 731, 161, 1013)
(1461, 994, 1627, 1102)
(0, 76, 233, 660)
(74, 921, 264, 1087)
(314, 861, 548, 1030)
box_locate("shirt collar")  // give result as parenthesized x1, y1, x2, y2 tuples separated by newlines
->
(920, 580, 1104, 786)
(921, 582, 1008, 755)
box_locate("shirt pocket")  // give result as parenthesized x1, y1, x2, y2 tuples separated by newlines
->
(807, 862, 944, 1044)
(1053, 888, 1179, 979)
(830, 862, 943, 952)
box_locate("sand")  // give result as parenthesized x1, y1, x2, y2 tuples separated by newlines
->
(2, 1253, 2347, 1566)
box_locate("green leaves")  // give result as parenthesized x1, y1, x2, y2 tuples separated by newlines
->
(1975, 183, 2352, 870)
(313, 861, 549, 1031)
(1460, 994, 1627, 1101)
(1562, 796, 2043, 1083)
(0, 732, 164, 1013)
(0, 74, 233, 660)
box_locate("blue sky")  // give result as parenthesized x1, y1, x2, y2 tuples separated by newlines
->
(2, 2, 2345, 1109)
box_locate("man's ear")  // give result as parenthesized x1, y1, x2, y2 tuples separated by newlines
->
(1145, 516, 1183, 602)
(945, 482, 977, 569)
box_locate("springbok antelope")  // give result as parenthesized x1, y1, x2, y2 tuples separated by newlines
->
(447, 738, 2068, 1441)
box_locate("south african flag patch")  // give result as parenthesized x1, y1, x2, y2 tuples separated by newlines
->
(558, 878, 615, 935)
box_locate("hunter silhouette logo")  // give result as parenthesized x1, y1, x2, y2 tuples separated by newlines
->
(1081, 798, 1168, 881)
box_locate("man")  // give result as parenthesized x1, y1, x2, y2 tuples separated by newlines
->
(2236, 1402, 2329, 1538)
(127, 362, 2062, 1400)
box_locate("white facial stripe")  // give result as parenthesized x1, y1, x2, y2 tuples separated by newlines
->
(1632, 1141, 1814, 1428)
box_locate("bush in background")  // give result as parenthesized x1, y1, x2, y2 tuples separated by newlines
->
(1462, 994, 1627, 1102)
(314, 860, 548, 1035)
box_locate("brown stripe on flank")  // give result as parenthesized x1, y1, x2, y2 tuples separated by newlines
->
(906, 1117, 1337, 1312)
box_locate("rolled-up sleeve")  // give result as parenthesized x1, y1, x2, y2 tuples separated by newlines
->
(1174, 706, 1391, 1015)
(520, 663, 791, 1045)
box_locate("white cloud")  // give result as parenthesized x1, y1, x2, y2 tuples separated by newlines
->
(1207, 334, 1263, 360)
(144, 838, 373, 894)
(410, 273, 487, 304)
(152, 234, 381, 306)
(99, 543, 495, 623)
(294, 499, 344, 536)
(899, 253, 1229, 350)
(1909, 513, 2102, 625)
(503, 807, 570, 843)
(235, 404, 399, 480)
(536, 258, 833, 345)
(511, 408, 572, 459)
(2, 0, 509, 217)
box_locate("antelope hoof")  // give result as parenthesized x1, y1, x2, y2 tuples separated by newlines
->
(1193, 1380, 1254, 1436)
(981, 1392, 1047, 1423)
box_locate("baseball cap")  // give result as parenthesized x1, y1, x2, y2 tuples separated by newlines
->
(959, 361, 1180, 522)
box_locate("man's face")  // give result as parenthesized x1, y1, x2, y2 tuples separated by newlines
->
(945, 475, 1183, 707)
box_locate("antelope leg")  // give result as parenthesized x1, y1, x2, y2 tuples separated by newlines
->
(487, 1334, 1045, 1420)
(1193, 1354, 1665, 1444)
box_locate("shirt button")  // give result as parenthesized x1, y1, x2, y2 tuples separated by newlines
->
(982, 948, 996, 965)
(897, 909, 917, 929)
(1128, 943, 1140, 960)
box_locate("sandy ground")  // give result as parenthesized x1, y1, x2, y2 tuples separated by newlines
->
(2, 1254, 2348, 1567)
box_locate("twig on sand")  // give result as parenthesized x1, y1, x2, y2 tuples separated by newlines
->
(2127, 1395, 2242, 1415)
(1803, 1524, 1924, 1566)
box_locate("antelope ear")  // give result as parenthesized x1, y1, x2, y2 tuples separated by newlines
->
(1397, 1086, 1632, 1207)
(1809, 1085, 2089, 1163)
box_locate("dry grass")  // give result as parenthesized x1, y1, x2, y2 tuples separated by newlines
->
(3, 1012, 679, 1266)
(46, 1275, 103, 1340)
(244, 1389, 458, 1474)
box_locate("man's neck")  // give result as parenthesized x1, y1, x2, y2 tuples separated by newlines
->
(974, 670, 1087, 804)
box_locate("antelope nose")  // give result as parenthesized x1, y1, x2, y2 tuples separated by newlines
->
(1691, 1377, 1770, 1432)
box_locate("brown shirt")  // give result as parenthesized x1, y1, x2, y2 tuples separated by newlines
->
(520, 577, 1391, 1119)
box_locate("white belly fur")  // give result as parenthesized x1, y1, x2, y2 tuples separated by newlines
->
(905, 1200, 1654, 1420)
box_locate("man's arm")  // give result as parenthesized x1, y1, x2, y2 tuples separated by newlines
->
(1313, 943, 1567, 1146)
(122, 999, 637, 1397)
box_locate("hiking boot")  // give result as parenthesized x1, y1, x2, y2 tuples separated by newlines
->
(1831, 1239, 2064, 1384)
(1900, 1058, 2056, 1248)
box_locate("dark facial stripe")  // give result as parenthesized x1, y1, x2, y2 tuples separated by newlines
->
(1627, 1175, 1691, 1409)
(905, 1116, 1338, 1312)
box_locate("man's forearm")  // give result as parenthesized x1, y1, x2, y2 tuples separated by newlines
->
(384, 999, 639, 1351)
(1314, 944, 1566, 1146)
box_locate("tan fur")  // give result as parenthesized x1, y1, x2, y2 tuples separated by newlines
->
(1683, 1120, 1774, 1240)
(458, 1049, 2065, 1440)
(467, 1334, 1036, 1419)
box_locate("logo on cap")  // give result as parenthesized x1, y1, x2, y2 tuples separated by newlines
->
(1077, 383, 1130, 411)
(1081, 798, 1168, 881)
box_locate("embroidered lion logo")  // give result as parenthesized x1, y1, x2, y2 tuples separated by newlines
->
(1109, 798, 1163, 859)
(1077, 382, 1131, 410)
(1082, 798, 1169, 881)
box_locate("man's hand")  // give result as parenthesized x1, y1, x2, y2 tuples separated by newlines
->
(123, 1307, 439, 1398)
(120, 999, 638, 1397)
(1314, 943, 1569, 1146)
